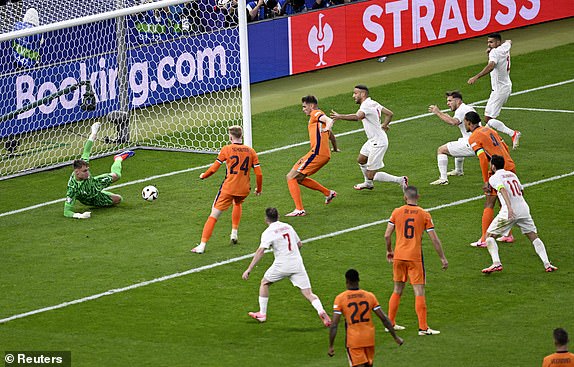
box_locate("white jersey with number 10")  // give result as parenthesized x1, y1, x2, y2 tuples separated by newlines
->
(489, 169, 530, 216)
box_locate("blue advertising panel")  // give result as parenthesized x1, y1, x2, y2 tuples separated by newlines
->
(248, 18, 290, 83)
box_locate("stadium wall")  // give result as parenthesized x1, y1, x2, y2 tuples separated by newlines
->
(0, 0, 572, 138)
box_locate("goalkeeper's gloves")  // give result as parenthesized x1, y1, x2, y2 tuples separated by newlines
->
(73, 212, 91, 219)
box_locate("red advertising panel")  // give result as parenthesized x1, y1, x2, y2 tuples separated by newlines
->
(290, 0, 574, 75)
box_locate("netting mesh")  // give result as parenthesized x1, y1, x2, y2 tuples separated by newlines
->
(0, 0, 243, 178)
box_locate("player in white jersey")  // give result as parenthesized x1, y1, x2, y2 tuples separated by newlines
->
(480, 155, 557, 274)
(428, 91, 478, 185)
(242, 207, 332, 326)
(330, 84, 408, 191)
(468, 33, 522, 149)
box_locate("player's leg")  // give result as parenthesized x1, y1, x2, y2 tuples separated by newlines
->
(108, 148, 135, 182)
(248, 278, 273, 322)
(430, 144, 450, 185)
(355, 143, 373, 189)
(286, 168, 306, 215)
(295, 271, 331, 327)
(485, 90, 521, 147)
(388, 261, 407, 327)
(230, 197, 246, 244)
(522, 221, 557, 272)
(369, 145, 408, 190)
(191, 196, 227, 253)
(476, 194, 496, 245)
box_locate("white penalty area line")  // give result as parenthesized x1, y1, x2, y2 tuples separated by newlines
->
(1, 170, 573, 325)
(1, 78, 573, 220)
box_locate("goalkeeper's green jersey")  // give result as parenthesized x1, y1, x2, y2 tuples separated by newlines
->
(63, 140, 114, 217)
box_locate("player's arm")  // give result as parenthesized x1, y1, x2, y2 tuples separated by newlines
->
(200, 160, 222, 179)
(384, 222, 395, 263)
(64, 196, 91, 219)
(427, 229, 448, 270)
(330, 109, 365, 122)
(381, 106, 393, 131)
(327, 311, 342, 357)
(473, 147, 491, 183)
(328, 130, 340, 152)
(468, 61, 495, 84)
(494, 184, 515, 221)
(374, 306, 404, 345)
(242, 247, 266, 280)
(428, 105, 460, 126)
(319, 114, 334, 132)
(253, 164, 263, 195)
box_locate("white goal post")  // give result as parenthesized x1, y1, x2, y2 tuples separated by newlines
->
(0, 0, 251, 179)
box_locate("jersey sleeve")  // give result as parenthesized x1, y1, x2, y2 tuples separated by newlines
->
(389, 208, 398, 225)
(63, 182, 77, 218)
(333, 293, 344, 315)
(259, 230, 273, 249)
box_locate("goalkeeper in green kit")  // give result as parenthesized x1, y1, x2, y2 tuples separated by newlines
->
(64, 123, 135, 219)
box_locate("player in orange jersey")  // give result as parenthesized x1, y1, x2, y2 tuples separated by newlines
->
(191, 125, 262, 254)
(543, 328, 574, 367)
(385, 186, 448, 336)
(328, 269, 403, 366)
(285, 95, 337, 217)
(465, 111, 516, 247)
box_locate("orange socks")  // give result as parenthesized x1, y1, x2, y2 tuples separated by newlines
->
(201, 216, 218, 243)
(388, 292, 401, 325)
(232, 203, 242, 230)
(415, 296, 428, 330)
(301, 177, 330, 196)
(288, 179, 304, 210)
(481, 207, 495, 242)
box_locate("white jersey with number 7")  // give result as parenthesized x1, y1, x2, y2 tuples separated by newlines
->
(260, 221, 304, 270)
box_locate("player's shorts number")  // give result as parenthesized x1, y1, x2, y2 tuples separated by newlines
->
(348, 301, 370, 324)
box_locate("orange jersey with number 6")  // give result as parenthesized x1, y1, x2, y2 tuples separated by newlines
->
(217, 143, 261, 196)
(389, 204, 434, 262)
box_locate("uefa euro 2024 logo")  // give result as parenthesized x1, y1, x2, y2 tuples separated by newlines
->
(307, 13, 333, 67)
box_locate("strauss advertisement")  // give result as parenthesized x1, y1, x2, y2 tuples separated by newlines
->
(289, 0, 572, 74)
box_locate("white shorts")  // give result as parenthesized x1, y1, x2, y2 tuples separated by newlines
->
(485, 88, 510, 118)
(487, 212, 537, 236)
(263, 264, 312, 289)
(360, 140, 388, 171)
(446, 138, 474, 157)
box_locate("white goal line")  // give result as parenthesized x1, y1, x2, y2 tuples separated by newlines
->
(1, 169, 572, 325)
(1, 78, 573, 219)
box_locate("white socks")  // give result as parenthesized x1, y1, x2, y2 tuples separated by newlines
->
(487, 119, 514, 138)
(532, 238, 550, 265)
(454, 157, 464, 173)
(374, 172, 401, 184)
(437, 154, 448, 180)
(359, 164, 373, 185)
(259, 296, 269, 315)
(311, 298, 325, 314)
(486, 237, 501, 265)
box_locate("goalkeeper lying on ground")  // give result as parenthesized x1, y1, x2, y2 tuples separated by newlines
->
(64, 123, 134, 219)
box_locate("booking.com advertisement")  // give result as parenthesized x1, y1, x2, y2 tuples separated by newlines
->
(1, 0, 572, 138)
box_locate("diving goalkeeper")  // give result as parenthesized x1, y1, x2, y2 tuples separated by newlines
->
(64, 123, 134, 219)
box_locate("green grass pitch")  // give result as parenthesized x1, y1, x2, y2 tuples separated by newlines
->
(0, 43, 573, 366)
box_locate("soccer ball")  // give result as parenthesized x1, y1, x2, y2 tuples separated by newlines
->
(142, 185, 158, 201)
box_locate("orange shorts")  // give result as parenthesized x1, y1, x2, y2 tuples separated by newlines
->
(213, 192, 246, 211)
(393, 259, 426, 285)
(293, 152, 329, 176)
(346, 346, 374, 367)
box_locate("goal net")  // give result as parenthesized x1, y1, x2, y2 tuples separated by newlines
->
(0, 0, 250, 179)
